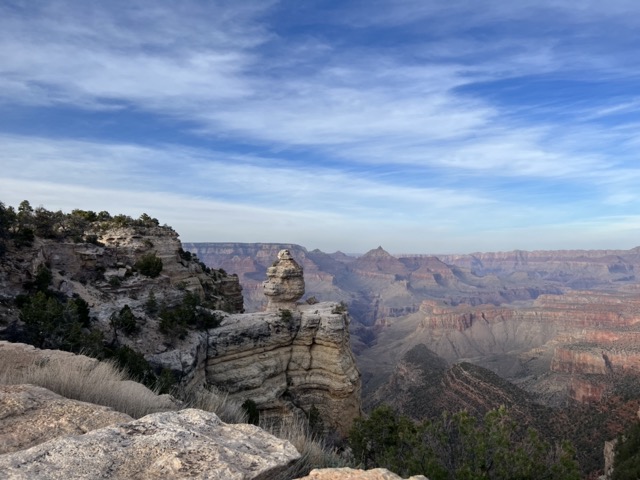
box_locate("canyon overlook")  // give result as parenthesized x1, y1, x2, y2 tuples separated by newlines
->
(2, 209, 639, 477)
(0, 224, 362, 436)
(186, 243, 640, 404)
(187, 242, 640, 475)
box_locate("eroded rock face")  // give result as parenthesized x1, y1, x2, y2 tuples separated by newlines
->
(0, 225, 244, 336)
(295, 468, 428, 480)
(151, 249, 361, 436)
(263, 249, 305, 311)
(0, 384, 132, 454)
(0, 408, 300, 480)
(203, 302, 362, 436)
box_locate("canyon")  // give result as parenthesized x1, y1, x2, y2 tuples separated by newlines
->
(186, 243, 640, 400)
(2, 209, 639, 476)
(187, 242, 640, 476)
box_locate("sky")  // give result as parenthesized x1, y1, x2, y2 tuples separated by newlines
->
(1, 0, 640, 254)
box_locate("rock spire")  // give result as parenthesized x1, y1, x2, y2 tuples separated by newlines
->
(263, 249, 305, 311)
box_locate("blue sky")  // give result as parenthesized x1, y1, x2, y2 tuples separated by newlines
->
(1, 0, 640, 254)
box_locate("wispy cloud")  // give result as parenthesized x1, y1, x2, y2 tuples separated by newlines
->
(1, 1, 640, 252)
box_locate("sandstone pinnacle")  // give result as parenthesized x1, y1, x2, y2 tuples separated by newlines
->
(263, 249, 305, 311)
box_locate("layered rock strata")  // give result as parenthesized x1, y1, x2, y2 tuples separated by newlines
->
(201, 301, 361, 436)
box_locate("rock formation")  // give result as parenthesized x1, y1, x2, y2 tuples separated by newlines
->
(295, 468, 428, 479)
(263, 249, 305, 312)
(181, 243, 343, 313)
(0, 406, 300, 479)
(0, 216, 362, 439)
(0, 384, 132, 454)
(201, 301, 362, 435)
(148, 249, 362, 436)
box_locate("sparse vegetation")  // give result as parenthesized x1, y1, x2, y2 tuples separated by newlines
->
(134, 252, 163, 278)
(242, 398, 260, 425)
(109, 305, 139, 340)
(182, 385, 248, 424)
(349, 404, 580, 480)
(613, 421, 640, 480)
(262, 415, 351, 480)
(144, 290, 158, 315)
(279, 308, 293, 323)
(159, 291, 222, 339)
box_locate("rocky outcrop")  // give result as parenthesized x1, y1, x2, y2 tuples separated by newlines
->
(568, 376, 606, 403)
(263, 249, 305, 312)
(551, 344, 640, 376)
(202, 301, 361, 436)
(295, 468, 428, 479)
(0, 407, 300, 479)
(603, 439, 617, 479)
(0, 384, 132, 454)
(0, 224, 244, 337)
(146, 249, 361, 436)
(1, 225, 361, 438)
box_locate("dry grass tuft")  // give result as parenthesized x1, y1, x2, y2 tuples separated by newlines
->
(0, 358, 177, 419)
(181, 384, 248, 424)
(261, 414, 351, 479)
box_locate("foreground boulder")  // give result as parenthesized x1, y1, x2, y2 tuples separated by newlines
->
(296, 468, 428, 479)
(0, 384, 132, 454)
(0, 408, 300, 479)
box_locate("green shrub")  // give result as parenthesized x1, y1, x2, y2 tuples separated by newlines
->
(109, 305, 139, 338)
(135, 252, 163, 278)
(308, 404, 324, 436)
(145, 291, 158, 315)
(19, 291, 102, 353)
(613, 422, 640, 480)
(107, 345, 155, 387)
(34, 265, 53, 292)
(159, 291, 222, 338)
(280, 309, 293, 323)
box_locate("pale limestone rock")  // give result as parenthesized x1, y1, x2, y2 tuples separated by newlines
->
(0, 384, 132, 454)
(263, 249, 305, 311)
(603, 439, 617, 479)
(204, 302, 361, 436)
(295, 468, 429, 480)
(0, 408, 300, 480)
